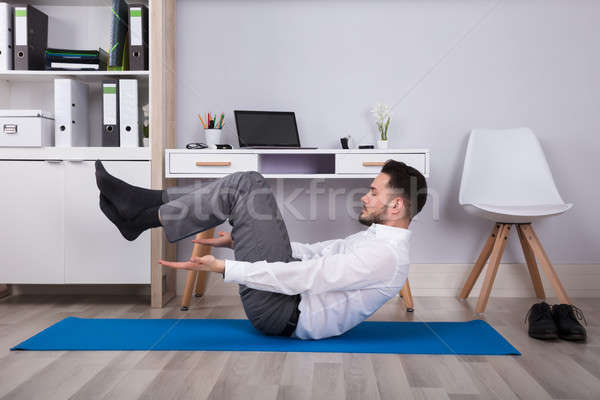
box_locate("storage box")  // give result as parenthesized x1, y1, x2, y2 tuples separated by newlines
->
(0, 110, 55, 147)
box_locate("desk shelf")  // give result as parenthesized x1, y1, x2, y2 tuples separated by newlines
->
(259, 153, 335, 175)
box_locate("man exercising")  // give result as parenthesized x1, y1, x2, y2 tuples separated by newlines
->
(95, 159, 427, 340)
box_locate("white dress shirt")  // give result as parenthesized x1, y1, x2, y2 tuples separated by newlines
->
(224, 223, 411, 340)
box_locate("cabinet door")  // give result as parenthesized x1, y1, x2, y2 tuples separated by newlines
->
(0, 161, 65, 283)
(64, 161, 151, 284)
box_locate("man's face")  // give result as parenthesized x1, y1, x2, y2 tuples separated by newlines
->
(359, 173, 403, 226)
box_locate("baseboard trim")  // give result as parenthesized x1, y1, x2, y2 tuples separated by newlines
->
(7, 284, 150, 297)
(407, 263, 600, 298)
(5, 264, 599, 299)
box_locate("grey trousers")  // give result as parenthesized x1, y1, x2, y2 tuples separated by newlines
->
(159, 171, 300, 336)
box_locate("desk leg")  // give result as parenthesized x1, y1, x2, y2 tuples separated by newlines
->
(400, 279, 414, 312)
(180, 228, 215, 311)
(180, 271, 198, 311)
(195, 269, 209, 297)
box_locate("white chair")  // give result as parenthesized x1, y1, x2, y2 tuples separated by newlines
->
(458, 127, 573, 313)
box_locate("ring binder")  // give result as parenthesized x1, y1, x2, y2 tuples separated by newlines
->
(14, 5, 48, 70)
(54, 79, 90, 147)
(119, 79, 140, 147)
(0, 2, 13, 71)
(102, 82, 120, 147)
(128, 4, 148, 71)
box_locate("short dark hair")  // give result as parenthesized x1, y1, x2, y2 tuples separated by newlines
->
(381, 159, 427, 220)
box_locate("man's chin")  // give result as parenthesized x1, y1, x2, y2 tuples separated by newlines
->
(358, 214, 373, 227)
(358, 209, 385, 226)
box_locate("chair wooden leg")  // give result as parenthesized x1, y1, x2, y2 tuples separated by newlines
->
(520, 224, 571, 305)
(516, 224, 545, 299)
(475, 224, 511, 313)
(180, 228, 215, 311)
(459, 224, 501, 299)
(400, 279, 414, 312)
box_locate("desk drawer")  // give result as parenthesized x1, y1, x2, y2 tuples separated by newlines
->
(169, 153, 258, 174)
(335, 153, 427, 175)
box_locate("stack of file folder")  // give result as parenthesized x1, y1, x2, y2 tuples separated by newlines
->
(45, 48, 108, 71)
(107, 1, 149, 71)
(51, 78, 142, 148)
(101, 79, 141, 147)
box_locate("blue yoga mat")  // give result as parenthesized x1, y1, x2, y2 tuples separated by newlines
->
(11, 317, 520, 355)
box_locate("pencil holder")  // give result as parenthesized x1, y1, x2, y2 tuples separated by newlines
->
(204, 129, 221, 148)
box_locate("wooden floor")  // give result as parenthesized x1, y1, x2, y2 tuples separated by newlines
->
(0, 294, 599, 400)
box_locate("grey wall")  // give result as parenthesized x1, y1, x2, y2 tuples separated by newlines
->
(176, 0, 600, 264)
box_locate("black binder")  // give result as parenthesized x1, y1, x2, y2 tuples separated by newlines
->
(128, 4, 148, 71)
(14, 5, 48, 70)
(102, 82, 120, 147)
(109, 0, 129, 69)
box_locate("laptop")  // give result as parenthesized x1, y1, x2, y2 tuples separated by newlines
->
(234, 110, 317, 149)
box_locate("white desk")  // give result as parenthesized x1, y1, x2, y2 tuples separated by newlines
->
(165, 148, 428, 311)
(165, 149, 430, 179)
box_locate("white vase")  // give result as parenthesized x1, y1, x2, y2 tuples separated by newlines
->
(376, 140, 388, 149)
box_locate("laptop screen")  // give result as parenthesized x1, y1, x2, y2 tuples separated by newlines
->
(234, 111, 300, 147)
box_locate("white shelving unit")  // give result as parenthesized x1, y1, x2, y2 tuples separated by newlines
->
(0, 0, 166, 297)
(0, 0, 152, 145)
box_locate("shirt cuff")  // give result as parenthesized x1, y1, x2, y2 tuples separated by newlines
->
(223, 259, 247, 284)
(290, 242, 302, 259)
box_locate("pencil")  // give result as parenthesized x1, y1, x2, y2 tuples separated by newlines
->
(198, 114, 207, 129)
(217, 113, 224, 129)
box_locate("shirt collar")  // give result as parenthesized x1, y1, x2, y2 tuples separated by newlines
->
(368, 223, 412, 241)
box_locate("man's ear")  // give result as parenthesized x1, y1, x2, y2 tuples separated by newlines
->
(390, 197, 404, 215)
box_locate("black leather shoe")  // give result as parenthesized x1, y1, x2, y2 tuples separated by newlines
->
(552, 304, 587, 341)
(526, 302, 559, 340)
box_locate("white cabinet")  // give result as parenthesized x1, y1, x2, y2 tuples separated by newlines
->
(64, 161, 150, 284)
(0, 161, 65, 283)
(0, 160, 151, 285)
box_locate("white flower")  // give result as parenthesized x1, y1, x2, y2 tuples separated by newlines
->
(371, 102, 392, 124)
(370, 102, 393, 140)
(142, 104, 149, 127)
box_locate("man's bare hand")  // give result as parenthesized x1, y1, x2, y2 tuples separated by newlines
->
(193, 231, 234, 249)
(159, 255, 225, 274)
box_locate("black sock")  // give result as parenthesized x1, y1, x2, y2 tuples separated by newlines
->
(95, 160, 165, 219)
(99, 194, 161, 241)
